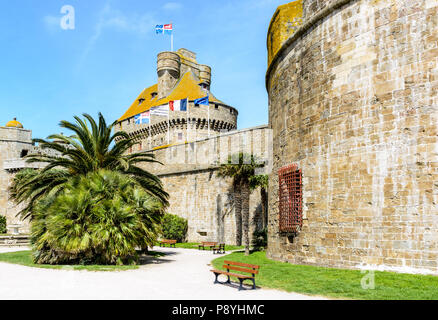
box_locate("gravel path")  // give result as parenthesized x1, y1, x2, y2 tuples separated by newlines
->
(0, 246, 327, 300)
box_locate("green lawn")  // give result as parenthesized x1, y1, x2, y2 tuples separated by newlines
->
(156, 242, 244, 251)
(211, 251, 438, 300)
(0, 250, 139, 272)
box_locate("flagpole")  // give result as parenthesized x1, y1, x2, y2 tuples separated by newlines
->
(168, 104, 170, 145)
(186, 98, 189, 142)
(208, 102, 210, 138)
(149, 114, 152, 150)
(171, 22, 174, 51)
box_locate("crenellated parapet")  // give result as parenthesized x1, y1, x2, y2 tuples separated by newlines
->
(117, 48, 238, 150)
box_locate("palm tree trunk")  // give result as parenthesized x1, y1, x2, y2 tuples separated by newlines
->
(261, 187, 267, 230)
(234, 182, 242, 246)
(241, 181, 250, 256)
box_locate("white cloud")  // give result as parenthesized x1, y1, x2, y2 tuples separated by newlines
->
(78, 4, 158, 67)
(163, 2, 183, 11)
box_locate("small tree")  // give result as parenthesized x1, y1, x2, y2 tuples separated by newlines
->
(161, 213, 188, 243)
(217, 153, 263, 256)
(31, 170, 164, 265)
(0, 215, 6, 234)
(250, 174, 269, 230)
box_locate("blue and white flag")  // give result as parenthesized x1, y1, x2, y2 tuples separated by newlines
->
(156, 24, 172, 35)
(155, 25, 163, 34)
(150, 104, 169, 116)
(134, 111, 150, 125)
(194, 95, 209, 106)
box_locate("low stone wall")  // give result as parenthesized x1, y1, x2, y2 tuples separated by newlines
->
(142, 126, 272, 244)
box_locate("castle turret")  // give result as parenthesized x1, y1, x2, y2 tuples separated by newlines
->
(157, 52, 181, 99)
(199, 65, 211, 90)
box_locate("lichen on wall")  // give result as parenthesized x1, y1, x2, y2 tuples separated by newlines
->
(267, 0, 303, 67)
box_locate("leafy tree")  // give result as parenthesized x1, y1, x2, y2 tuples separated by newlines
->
(10, 113, 168, 220)
(217, 153, 263, 255)
(161, 213, 188, 243)
(31, 170, 164, 265)
(250, 174, 269, 231)
(0, 215, 6, 234)
(251, 228, 268, 251)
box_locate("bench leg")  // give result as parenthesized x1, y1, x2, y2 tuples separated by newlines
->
(214, 273, 220, 284)
(238, 278, 244, 291)
(227, 275, 231, 284)
(252, 278, 256, 290)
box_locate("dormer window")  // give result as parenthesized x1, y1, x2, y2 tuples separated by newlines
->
(151, 92, 158, 99)
(138, 98, 145, 105)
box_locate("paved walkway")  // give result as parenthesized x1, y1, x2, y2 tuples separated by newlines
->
(0, 246, 327, 300)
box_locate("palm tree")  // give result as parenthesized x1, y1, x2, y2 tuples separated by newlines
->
(250, 174, 269, 230)
(217, 153, 263, 255)
(32, 170, 164, 265)
(10, 113, 168, 220)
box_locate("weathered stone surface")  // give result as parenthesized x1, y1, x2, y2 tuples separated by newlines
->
(141, 126, 272, 244)
(0, 127, 35, 233)
(117, 48, 271, 245)
(267, 0, 438, 274)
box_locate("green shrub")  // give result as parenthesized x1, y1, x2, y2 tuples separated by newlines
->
(0, 215, 6, 234)
(31, 170, 164, 265)
(252, 228, 267, 251)
(161, 213, 188, 243)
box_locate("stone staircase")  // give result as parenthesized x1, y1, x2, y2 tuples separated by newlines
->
(0, 235, 30, 247)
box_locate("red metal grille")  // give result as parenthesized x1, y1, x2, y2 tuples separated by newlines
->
(278, 164, 302, 234)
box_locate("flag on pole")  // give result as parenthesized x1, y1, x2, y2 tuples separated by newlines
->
(155, 25, 164, 34)
(164, 24, 173, 35)
(169, 98, 188, 112)
(134, 111, 150, 125)
(150, 105, 169, 116)
(156, 23, 174, 51)
(194, 95, 209, 106)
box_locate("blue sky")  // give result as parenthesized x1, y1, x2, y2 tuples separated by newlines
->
(0, 0, 285, 139)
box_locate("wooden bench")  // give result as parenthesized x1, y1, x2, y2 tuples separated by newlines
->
(212, 243, 226, 254)
(198, 241, 217, 250)
(211, 260, 260, 291)
(158, 239, 176, 248)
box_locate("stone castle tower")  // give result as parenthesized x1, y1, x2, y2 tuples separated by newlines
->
(267, 0, 438, 274)
(116, 48, 238, 151)
(117, 48, 271, 244)
(0, 119, 44, 234)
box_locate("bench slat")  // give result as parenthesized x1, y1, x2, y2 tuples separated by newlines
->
(211, 269, 254, 279)
(224, 260, 260, 270)
(223, 265, 259, 275)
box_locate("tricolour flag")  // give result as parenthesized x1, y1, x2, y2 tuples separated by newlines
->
(134, 111, 150, 125)
(194, 95, 209, 106)
(150, 104, 169, 116)
(169, 98, 188, 112)
(164, 24, 173, 35)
